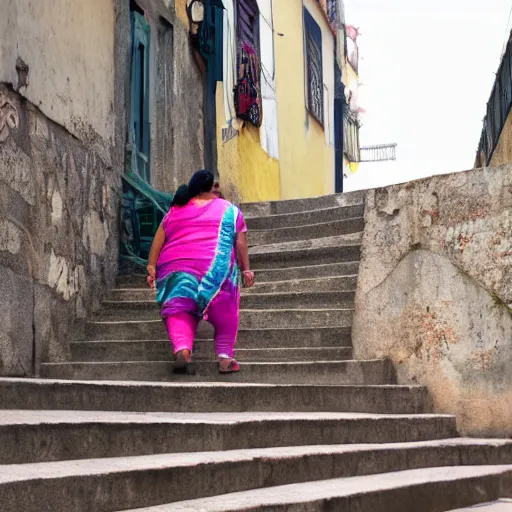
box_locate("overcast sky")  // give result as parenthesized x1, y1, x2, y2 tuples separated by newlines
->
(343, 0, 512, 191)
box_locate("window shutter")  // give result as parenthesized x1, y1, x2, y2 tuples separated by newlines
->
(237, 0, 259, 51)
(304, 9, 324, 125)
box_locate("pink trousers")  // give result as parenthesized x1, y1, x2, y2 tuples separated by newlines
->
(164, 291, 239, 359)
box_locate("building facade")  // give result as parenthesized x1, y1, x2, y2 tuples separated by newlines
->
(185, 0, 361, 202)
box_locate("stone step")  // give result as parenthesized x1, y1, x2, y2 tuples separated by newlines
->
(115, 262, 361, 289)
(0, 378, 434, 414)
(241, 190, 365, 217)
(97, 305, 354, 329)
(246, 204, 365, 230)
(250, 232, 362, 254)
(116, 274, 150, 288)
(4, 444, 510, 512)
(0, 410, 460, 464)
(248, 217, 364, 246)
(130, 465, 512, 512)
(255, 261, 360, 282)
(449, 500, 512, 511)
(112, 276, 358, 301)
(81, 322, 351, 346)
(70, 342, 353, 362)
(250, 241, 361, 269)
(107, 290, 356, 309)
(239, 308, 354, 329)
(40, 359, 394, 385)
(247, 275, 358, 294)
(244, 291, 355, 309)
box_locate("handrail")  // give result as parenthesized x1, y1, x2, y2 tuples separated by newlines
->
(120, 171, 173, 268)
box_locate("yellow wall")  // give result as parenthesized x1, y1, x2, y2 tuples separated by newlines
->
(216, 84, 281, 203)
(211, 0, 337, 201)
(489, 107, 512, 166)
(175, 0, 189, 25)
(273, 0, 335, 200)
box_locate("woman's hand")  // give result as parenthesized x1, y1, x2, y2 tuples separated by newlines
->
(147, 225, 165, 290)
(242, 270, 255, 288)
(147, 264, 156, 289)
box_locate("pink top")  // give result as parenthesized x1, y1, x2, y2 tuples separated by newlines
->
(156, 198, 247, 280)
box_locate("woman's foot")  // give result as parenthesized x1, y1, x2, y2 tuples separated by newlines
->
(173, 349, 192, 374)
(218, 357, 240, 374)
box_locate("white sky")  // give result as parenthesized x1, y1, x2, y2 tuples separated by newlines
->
(343, 0, 512, 191)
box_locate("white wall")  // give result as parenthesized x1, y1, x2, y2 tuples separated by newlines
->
(0, 0, 115, 145)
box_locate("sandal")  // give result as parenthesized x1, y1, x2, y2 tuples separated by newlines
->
(218, 358, 240, 374)
(173, 350, 194, 375)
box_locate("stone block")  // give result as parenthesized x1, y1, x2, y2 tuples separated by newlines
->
(0, 266, 34, 376)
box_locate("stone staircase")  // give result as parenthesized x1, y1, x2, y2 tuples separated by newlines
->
(1, 192, 512, 511)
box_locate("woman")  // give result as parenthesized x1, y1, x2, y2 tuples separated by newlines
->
(147, 170, 254, 374)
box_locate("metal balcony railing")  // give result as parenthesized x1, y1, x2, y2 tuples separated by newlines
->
(360, 143, 397, 162)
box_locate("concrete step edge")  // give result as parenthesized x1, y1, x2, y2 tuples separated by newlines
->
(0, 409, 458, 425)
(0, 377, 428, 391)
(127, 465, 512, 511)
(115, 263, 361, 288)
(246, 204, 364, 223)
(103, 292, 357, 305)
(250, 239, 362, 256)
(6, 439, 511, 482)
(254, 261, 361, 273)
(449, 500, 512, 511)
(41, 359, 384, 368)
(249, 216, 364, 235)
(113, 286, 358, 294)
(241, 191, 365, 216)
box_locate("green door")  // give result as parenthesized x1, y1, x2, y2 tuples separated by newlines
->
(128, 10, 151, 182)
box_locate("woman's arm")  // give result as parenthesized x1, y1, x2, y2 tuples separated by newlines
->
(236, 231, 254, 287)
(147, 225, 165, 288)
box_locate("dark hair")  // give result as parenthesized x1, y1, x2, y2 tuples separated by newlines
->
(171, 170, 215, 207)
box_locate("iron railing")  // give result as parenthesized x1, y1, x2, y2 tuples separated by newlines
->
(360, 143, 397, 162)
(120, 171, 173, 268)
(476, 33, 512, 166)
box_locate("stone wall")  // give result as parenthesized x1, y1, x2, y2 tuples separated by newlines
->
(353, 165, 512, 436)
(0, 86, 121, 376)
(0, 0, 207, 376)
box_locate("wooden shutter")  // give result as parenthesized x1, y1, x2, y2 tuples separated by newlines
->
(237, 0, 259, 51)
(304, 8, 324, 125)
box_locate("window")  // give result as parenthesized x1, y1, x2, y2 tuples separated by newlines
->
(234, 0, 262, 127)
(236, 0, 260, 53)
(129, 8, 151, 182)
(343, 109, 360, 163)
(304, 8, 323, 125)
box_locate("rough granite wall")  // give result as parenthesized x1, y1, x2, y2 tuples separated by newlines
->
(0, 0, 205, 376)
(0, 0, 129, 377)
(353, 165, 512, 436)
(0, 86, 121, 376)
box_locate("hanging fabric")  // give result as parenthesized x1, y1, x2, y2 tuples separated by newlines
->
(234, 42, 262, 127)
